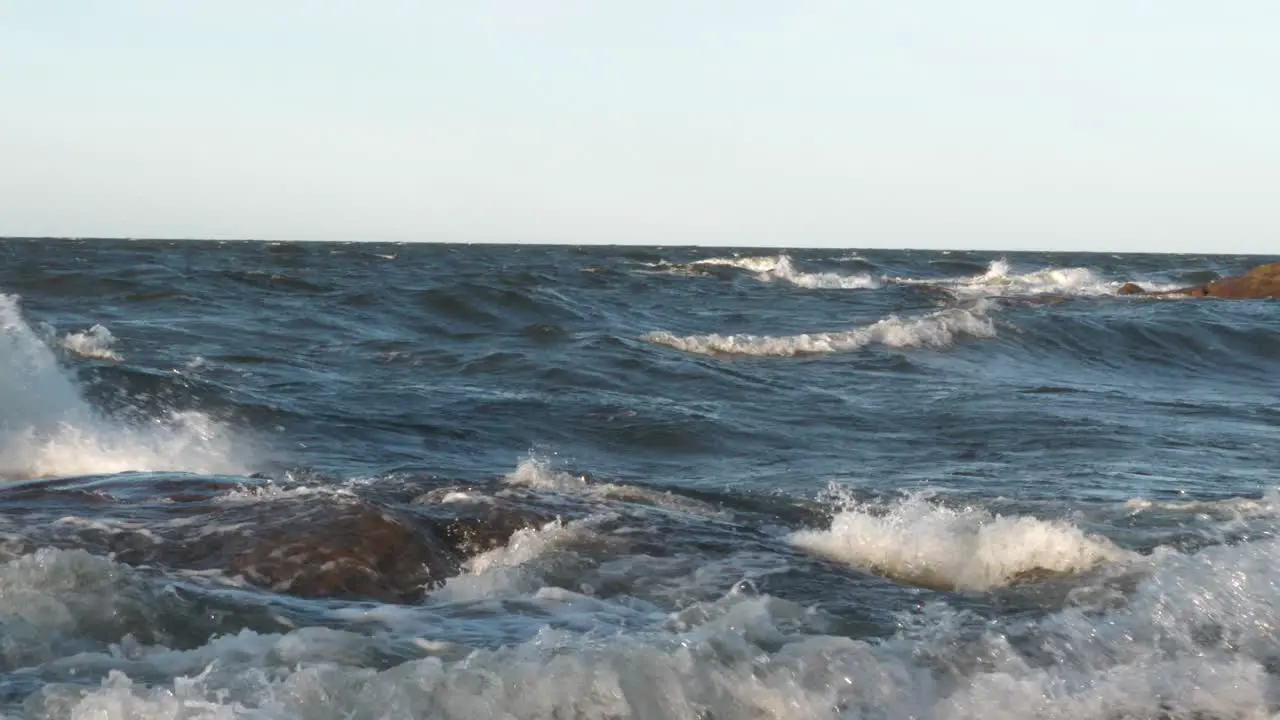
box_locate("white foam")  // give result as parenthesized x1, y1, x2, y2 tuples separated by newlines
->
(500, 456, 724, 517)
(502, 455, 588, 490)
(789, 493, 1131, 590)
(0, 548, 168, 673)
(669, 256, 1189, 299)
(645, 301, 995, 357)
(438, 491, 485, 504)
(692, 254, 880, 290)
(0, 548, 140, 633)
(25, 538, 1280, 719)
(432, 519, 603, 602)
(0, 410, 246, 480)
(1124, 489, 1280, 518)
(0, 293, 247, 480)
(689, 254, 791, 273)
(899, 259, 1185, 299)
(591, 483, 726, 518)
(213, 482, 358, 505)
(60, 324, 122, 361)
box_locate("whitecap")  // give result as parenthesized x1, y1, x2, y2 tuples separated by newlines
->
(0, 293, 247, 480)
(789, 493, 1131, 590)
(691, 254, 880, 290)
(61, 324, 122, 361)
(645, 301, 996, 357)
(896, 259, 1186, 298)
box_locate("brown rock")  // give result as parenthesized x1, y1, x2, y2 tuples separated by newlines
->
(1199, 263, 1280, 299)
(223, 502, 460, 602)
(1121, 264, 1280, 299)
(1021, 295, 1069, 305)
(0, 474, 557, 603)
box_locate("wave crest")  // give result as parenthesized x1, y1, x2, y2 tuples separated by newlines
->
(61, 324, 122, 361)
(0, 293, 247, 480)
(789, 493, 1131, 590)
(681, 255, 880, 290)
(645, 302, 995, 357)
(898, 259, 1186, 298)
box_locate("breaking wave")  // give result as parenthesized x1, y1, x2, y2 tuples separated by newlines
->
(898, 259, 1186, 298)
(4, 240, 1279, 719)
(432, 518, 601, 602)
(502, 454, 589, 490)
(644, 301, 995, 357)
(789, 492, 1132, 590)
(658, 255, 1189, 299)
(19, 537, 1280, 720)
(60, 324, 122, 361)
(0, 294, 246, 480)
(684, 255, 881, 289)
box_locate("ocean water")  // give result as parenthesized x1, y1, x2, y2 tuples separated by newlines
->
(0, 238, 1278, 719)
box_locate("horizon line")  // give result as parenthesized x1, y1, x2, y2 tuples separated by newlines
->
(0, 235, 1275, 258)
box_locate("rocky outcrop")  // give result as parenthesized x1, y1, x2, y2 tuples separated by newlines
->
(0, 474, 550, 603)
(1194, 263, 1280, 299)
(1121, 263, 1280, 299)
(223, 502, 459, 601)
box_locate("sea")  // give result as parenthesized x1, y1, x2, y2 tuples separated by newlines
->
(1, 238, 1278, 719)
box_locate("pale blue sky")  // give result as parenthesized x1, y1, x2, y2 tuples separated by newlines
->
(3, 1, 1277, 252)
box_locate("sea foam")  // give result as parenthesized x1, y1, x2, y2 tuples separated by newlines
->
(645, 301, 995, 357)
(0, 293, 246, 479)
(898, 259, 1186, 298)
(690, 254, 880, 290)
(15, 510, 1280, 720)
(60, 324, 122, 361)
(789, 493, 1131, 590)
(28, 538, 1280, 720)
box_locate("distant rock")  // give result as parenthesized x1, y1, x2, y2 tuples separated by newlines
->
(1197, 262, 1280, 299)
(1119, 263, 1280, 299)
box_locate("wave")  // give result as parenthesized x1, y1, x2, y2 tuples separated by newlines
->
(644, 301, 995, 357)
(501, 455, 726, 516)
(25, 539, 1280, 720)
(898, 259, 1186, 298)
(788, 493, 1132, 590)
(431, 518, 602, 602)
(0, 294, 246, 480)
(658, 256, 1194, 299)
(60, 323, 122, 361)
(503, 454, 589, 490)
(1124, 490, 1280, 519)
(676, 255, 881, 290)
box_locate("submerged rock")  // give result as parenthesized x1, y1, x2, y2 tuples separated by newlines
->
(196, 493, 553, 601)
(1116, 282, 1147, 295)
(0, 474, 551, 603)
(223, 502, 459, 602)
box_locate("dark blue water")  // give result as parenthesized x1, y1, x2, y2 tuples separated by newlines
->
(1, 239, 1278, 718)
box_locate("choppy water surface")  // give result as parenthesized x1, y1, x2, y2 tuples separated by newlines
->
(1, 238, 1278, 719)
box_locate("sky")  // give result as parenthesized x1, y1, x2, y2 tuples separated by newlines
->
(2, 1, 1278, 253)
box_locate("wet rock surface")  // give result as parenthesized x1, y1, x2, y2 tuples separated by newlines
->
(1121, 263, 1280, 299)
(0, 474, 552, 602)
(218, 502, 459, 602)
(1196, 262, 1280, 299)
